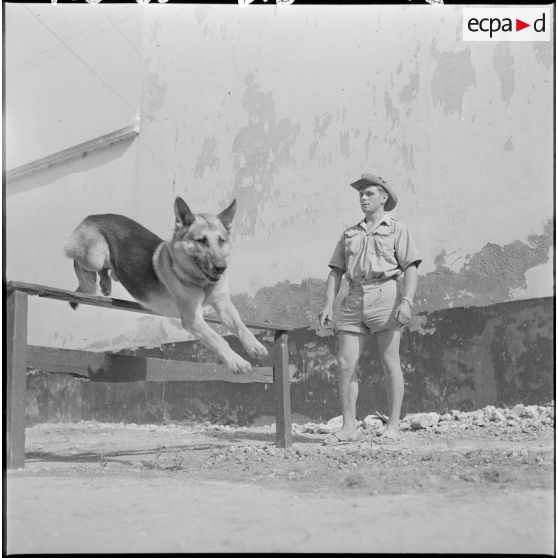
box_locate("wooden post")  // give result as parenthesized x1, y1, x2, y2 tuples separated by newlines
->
(6, 290, 28, 469)
(273, 330, 292, 448)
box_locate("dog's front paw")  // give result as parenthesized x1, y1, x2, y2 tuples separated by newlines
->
(245, 339, 269, 359)
(226, 353, 252, 375)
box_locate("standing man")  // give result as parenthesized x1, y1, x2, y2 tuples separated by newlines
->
(318, 173, 421, 445)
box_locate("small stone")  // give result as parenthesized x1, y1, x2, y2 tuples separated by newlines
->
(410, 412, 440, 430)
(326, 416, 344, 430)
(492, 409, 506, 422)
(343, 472, 366, 488)
(522, 406, 539, 419)
(511, 403, 525, 416)
(316, 425, 330, 434)
(362, 415, 384, 430)
(483, 405, 496, 420)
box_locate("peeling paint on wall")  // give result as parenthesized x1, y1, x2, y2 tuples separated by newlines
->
(416, 220, 553, 310)
(399, 68, 420, 106)
(194, 136, 219, 177)
(231, 73, 301, 235)
(430, 41, 476, 116)
(492, 44, 515, 106)
(384, 92, 400, 128)
(143, 71, 168, 122)
(308, 113, 332, 161)
(339, 131, 350, 158)
(533, 42, 553, 70)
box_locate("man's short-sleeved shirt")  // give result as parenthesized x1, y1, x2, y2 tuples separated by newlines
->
(328, 215, 421, 287)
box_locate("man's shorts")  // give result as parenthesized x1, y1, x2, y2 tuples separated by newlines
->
(335, 279, 400, 335)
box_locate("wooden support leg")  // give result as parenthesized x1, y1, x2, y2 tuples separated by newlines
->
(6, 290, 28, 469)
(273, 330, 292, 448)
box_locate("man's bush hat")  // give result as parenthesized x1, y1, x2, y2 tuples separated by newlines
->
(350, 173, 398, 211)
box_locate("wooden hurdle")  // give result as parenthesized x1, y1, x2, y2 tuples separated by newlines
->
(6, 281, 294, 469)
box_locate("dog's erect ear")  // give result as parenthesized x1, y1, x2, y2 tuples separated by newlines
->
(174, 197, 195, 228)
(218, 199, 236, 231)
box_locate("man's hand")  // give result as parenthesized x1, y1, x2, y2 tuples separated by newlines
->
(318, 306, 334, 327)
(395, 299, 412, 326)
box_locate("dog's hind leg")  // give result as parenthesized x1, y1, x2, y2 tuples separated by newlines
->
(99, 268, 112, 296)
(70, 260, 98, 310)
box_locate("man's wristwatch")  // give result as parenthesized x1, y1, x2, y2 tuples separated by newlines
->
(401, 296, 414, 308)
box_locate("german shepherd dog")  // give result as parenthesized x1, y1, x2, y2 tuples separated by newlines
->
(64, 198, 268, 374)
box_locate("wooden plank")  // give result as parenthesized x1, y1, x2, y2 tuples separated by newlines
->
(6, 291, 28, 469)
(6, 125, 139, 182)
(273, 331, 292, 448)
(7, 281, 294, 332)
(26, 346, 107, 379)
(26, 346, 274, 383)
(143, 358, 273, 383)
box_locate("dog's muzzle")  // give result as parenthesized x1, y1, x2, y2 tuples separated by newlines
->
(196, 260, 226, 283)
(206, 265, 226, 282)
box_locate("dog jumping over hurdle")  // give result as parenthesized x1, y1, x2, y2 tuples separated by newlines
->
(64, 198, 268, 374)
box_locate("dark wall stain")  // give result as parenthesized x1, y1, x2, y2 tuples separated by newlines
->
(308, 113, 332, 161)
(399, 43, 421, 117)
(492, 43, 515, 106)
(143, 71, 168, 123)
(430, 41, 476, 116)
(26, 297, 553, 425)
(227, 220, 554, 327)
(533, 42, 552, 70)
(194, 136, 219, 177)
(231, 74, 300, 236)
(384, 92, 400, 128)
(339, 131, 350, 158)
(415, 220, 552, 311)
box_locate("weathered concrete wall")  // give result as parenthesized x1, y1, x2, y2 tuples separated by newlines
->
(6, 3, 554, 353)
(135, 3, 553, 309)
(26, 296, 554, 426)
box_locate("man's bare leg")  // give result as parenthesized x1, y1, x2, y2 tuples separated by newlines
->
(376, 327, 404, 440)
(335, 331, 365, 441)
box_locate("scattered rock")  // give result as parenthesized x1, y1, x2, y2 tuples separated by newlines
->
(482, 405, 496, 419)
(511, 403, 525, 417)
(410, 412, 440, 430)
(362, 415, 384, 430)
(492, 409, 506, 422)
(343, 472, 366, 488)
(522, 406, 539, 419)
(326, 416, 344, 430)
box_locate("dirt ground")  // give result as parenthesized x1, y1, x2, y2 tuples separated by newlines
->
(6, 414, 555, 554)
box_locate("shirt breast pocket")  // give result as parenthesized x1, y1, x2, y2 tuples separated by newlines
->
(344, 231, 361, 256)
(373, 231, 395, 258)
